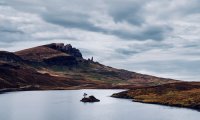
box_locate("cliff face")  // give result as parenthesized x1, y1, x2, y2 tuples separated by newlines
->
(45, 43, 83, 58)
(43, 56, 78, 66)
(0, 43, 179, 90)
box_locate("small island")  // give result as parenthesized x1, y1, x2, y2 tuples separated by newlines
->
(80, 93, 100, 103)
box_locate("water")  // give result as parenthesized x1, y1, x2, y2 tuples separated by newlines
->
(0, 89, 199, 120)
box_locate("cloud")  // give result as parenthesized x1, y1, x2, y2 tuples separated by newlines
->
(42, 12, 108, 34)
(115, 40, 174, 56)
(106, 0, 147, 26)
(128, 60, 200, 81)
(1, 0, 173, 41)
(0, 0, 200, 81)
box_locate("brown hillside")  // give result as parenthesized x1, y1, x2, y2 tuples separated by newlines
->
(15, 46, 69, 62)
(0, 43, 180, 91)
(112, 82, 200, 110)
(0, 61, 110, 90)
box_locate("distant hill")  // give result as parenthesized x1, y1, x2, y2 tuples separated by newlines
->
(112, 82, 200, 110)
(0, 43, 178, 90)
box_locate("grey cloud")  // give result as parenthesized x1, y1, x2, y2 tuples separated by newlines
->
(0, 28, 24, 34)
(107, 1, 146, 26)
(116, 49, 141, 56)
(183, 44, 200, 48)
(115, 41, 174, 56)
(0, 31, 27, 42)
(0, 23, 26, 43)
(42, 12, 107, 33)
(2, 0, 173, 41)
(0, 0, 6, 5)
(112, 25, 172, 40)
(43, 13, 171, 41)
(41, 0, 171, 41)
(178, 0, 200, 15)
(131, 60, 200, 81)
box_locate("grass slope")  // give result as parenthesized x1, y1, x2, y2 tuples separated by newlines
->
(112, 82, 200, 110)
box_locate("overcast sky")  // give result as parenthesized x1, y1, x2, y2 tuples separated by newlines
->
(0, 0, 200, 81)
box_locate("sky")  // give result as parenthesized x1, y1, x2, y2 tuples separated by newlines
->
(0, 0, 200, 81)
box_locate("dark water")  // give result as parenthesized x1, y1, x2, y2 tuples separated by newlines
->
(0, 90, 199, 120)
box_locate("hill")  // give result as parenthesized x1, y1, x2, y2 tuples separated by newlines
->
(0, 43, 178, 91)
(112, 82, 200, 110)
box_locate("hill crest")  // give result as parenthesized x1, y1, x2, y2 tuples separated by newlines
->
(0, 43, 179, 90)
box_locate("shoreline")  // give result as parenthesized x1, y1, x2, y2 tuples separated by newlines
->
(111, 91, 200, 111)
(132, 99, 200, 112)
(0, 87, 126, 94)
(0, 87, 42, 94)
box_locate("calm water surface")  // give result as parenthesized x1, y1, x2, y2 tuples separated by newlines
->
(0, 89, 199, 120)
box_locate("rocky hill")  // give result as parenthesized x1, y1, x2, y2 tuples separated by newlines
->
(0, 43, 178, 91)
(45, 43, 83, 58)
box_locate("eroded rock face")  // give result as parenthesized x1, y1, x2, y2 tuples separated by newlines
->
(43, 56, 78, 66)
(46, 43, 83, 58)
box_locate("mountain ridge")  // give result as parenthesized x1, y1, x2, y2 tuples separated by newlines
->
(0, 43, 179, 91)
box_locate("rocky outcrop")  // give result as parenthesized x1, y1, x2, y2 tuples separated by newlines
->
(80, 95, 100, 102)
(43, 56, 78, 66)
(45, 43, 83, 58)
(111, 91, 132, 99)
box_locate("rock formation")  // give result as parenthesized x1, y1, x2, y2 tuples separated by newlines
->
(43, 56, 78, 66)
(46, 43, 83, 58)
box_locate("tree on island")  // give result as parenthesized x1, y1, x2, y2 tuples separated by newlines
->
(83, 93, 87, 98)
